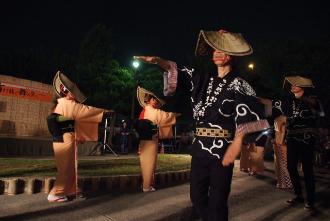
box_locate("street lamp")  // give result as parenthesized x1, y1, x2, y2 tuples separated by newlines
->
(248, 63, 254, 70)
(132, 60, 140, 69)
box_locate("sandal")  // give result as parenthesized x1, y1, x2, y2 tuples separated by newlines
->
(47, 194, 68, 202)
(142, 186, 156, 193)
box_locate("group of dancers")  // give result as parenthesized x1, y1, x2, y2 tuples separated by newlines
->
(46, 28, 324, 221)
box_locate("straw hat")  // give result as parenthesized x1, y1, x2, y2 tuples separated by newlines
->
(283, 76, 314, 89)
(53, 71, 87, 103)
(195, 29, 253, 56)
(136, 86, 165, 108)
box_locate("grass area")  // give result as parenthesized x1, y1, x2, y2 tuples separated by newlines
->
(0, 154, 191, 178)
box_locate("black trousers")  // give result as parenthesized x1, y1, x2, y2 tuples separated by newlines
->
(287, 139, 315, 205)
(190, 156, 234, 221)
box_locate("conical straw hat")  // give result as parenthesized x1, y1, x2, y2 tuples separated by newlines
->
(53, 71, 87, 103)
(136, 86, 165, 108)
(195, 29, 253, 56)
(283, 76, 314, 89)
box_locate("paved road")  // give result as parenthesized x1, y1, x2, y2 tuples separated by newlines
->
(1, 161, 329, 221)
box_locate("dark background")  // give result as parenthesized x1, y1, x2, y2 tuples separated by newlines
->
(1, 1, 329, 64)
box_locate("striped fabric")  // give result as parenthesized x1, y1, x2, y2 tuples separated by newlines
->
(163, 61, 178, 96)
(273, 143, 293, 189)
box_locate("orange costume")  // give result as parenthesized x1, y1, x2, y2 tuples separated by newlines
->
(50, 98, 104, 196)
(240, 142, 265, 175)
(137, 86, 176, 192)
(47, 71, 107, 202)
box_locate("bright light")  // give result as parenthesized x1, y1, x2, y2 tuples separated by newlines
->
(248, 63, 254, 70)
(132, 60, 140, 69)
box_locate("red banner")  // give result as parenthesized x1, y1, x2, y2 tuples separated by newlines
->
(0, 81, 52, 102)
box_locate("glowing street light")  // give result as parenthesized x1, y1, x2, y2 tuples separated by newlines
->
(248, 63, 254, 70)
(132, 60, 140, 69)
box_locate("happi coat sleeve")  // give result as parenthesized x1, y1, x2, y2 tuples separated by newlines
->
(143, 105, 176, 127)
(53, 98, 105, 141)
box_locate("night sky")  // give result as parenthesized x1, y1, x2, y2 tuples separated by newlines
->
(1, 1, 330, 122)
(1, 1, 329, 66)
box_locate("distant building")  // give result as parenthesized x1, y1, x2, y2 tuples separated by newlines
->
(0, 74, 56, 156)
(0, 74, 53, 137)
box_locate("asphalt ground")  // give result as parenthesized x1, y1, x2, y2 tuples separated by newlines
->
(1, 160, 329, 221)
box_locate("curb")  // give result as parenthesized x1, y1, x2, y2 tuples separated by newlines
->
(0, 170, 190, 195)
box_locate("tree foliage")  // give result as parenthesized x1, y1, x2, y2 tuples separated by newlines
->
(77, 24, 135, 114)
(76, 24, 165, 116)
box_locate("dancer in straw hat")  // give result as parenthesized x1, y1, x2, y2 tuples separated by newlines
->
(46, 71, 112, 202)
(261, 76, 324, 211)
(135, 29, 269, 221)
(136, 86, 178, 192)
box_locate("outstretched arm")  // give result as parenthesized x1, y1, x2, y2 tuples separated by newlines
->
(134, 56, 178, 96)
(134, 56, 172, 71)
